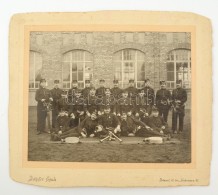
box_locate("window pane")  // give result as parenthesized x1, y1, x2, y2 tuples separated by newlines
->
(137, 62, 145, 81)
(35, 52, 42, 81)
(77, 62, 83, 71)
(78, 71, 83, 81)
(85, 62, 93, 80)
(29, 52, 34, 81)
(176, 62, 183, 71)
(167, 72, 174, 81)
(72, 72, 77, 80)
(63, 62, 70, 81)
(72, 62, 77, 71)
(115, 71, 121, 80)
(166, 62, 174, 71)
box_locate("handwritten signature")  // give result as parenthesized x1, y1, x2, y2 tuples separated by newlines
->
(28, 176, 56, 183)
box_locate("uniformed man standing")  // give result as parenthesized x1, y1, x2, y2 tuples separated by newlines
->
(110, 80, 123, 116)
(81, 80, 91, 99)
(125, 79, 138, 116)
(156, 80, 172, 123)
(171, 80, 187, 134)
(50, 80, 63, 129)
(86, 87, 98, 115)
(96, 79, 106, 97)
(67, 80, 78, 105)
(35, 79, 53, 135)
(141, 79, 155, 115)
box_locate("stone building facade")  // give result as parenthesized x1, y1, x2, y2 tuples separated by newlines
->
(29, 32, 191, 107)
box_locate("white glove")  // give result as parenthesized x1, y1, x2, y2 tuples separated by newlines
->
(135, 113, 139, 117)
(58, 131, 62, 135)
(41, 99, 45, 102)
(161, 126, 166, 130)
(98, 111, 102, 116)
(49, 97, 53, 101)
(127, 111, 132, 116)
(86, 112, 91, 117)
(160, 130, 164, 134)
(113, 112, 116, 115)
(114, 125, 121, 133)
(145, 113, 149, 116)
(117, 113, 121, 116)
(96, 126, 103, 132)
(80, 111, 84, 115)
(137, 126, 141, 130)
(70, 113, 75, 119)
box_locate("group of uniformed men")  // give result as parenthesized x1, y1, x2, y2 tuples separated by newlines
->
(35, 78, 187, 141)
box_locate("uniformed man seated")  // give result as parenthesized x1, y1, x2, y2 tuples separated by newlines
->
(120, 112, 150, 137)
(148, 106, 171, 138)
(95, 105, 121, 138)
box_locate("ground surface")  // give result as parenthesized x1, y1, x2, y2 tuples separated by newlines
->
(28, 107, 191, 163)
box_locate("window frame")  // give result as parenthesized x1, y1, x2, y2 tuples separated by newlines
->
(113, 49, 145, 88)
(62, 50, 93, 89)
(29, 51, 42, 89)
(166, 49, 191, 89)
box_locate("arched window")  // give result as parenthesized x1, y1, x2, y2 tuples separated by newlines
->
(62, 50, 93, 89)
(113, 49, 145, 88)
(29, 51, 43, 89)
(166, 49, 191, 89)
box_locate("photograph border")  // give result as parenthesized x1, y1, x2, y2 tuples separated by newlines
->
(9, 11, 211, 187)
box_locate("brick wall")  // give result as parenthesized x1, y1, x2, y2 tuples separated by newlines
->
(29, 32, 191, 106)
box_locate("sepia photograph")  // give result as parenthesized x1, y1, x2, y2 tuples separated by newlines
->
(28, 31, 192, 163)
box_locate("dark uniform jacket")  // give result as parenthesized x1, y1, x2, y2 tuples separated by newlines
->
(141, 86, 155, 105)
(50, 88, 63, 109)
(77, 117, 98, 136)
(117, 97, 134, 114)
(86, 95, 98, 114)
(97, 95, 116, 113)
(156, 88, 172, 110)
(96, 87, 106, 97)
(148, 115, 167, 129)
(81, 87, 91, 98)
(120, 116, 147, 134)
(172, 88, 187, 105)
(67, 87, 79, 104)
(35, 86, 52, 110)
(55, 115, 70, 132)
(111, 87, 123, 114)
(57, 97, 70, 112)
(98, 113, 120, 129)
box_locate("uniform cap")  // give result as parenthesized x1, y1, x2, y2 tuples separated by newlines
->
(54, 80, 60, 84)
(129, 79, 134, 83)
(40, 78, 46, 83)
(160, 80, 166, 85)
